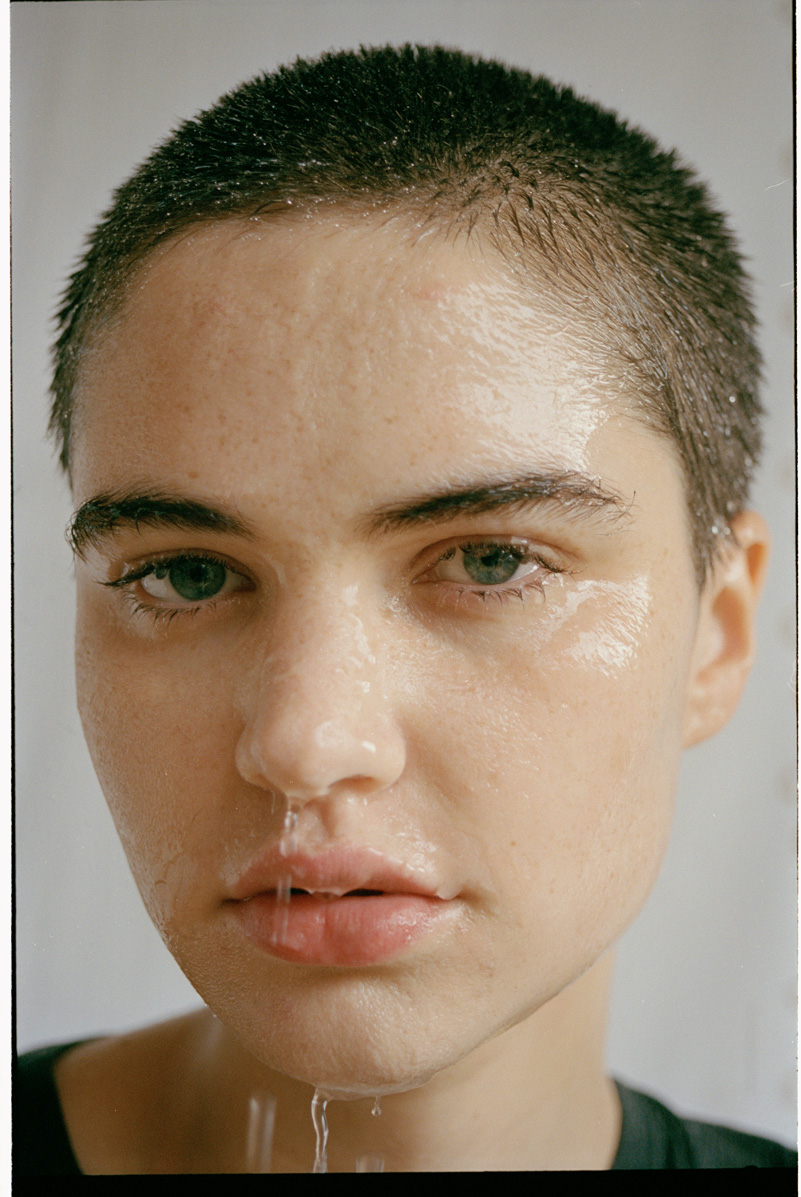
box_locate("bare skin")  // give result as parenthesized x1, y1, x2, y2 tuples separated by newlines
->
(56, 955, 619, 1172)
(60, 213, 768, 1172)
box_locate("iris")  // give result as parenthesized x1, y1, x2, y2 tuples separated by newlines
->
(461, 546, 522, 586)
(153, 558, 228, 601)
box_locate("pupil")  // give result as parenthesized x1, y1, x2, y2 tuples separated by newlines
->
(462, 546, 519, 586)
(167, 559, 227, 601)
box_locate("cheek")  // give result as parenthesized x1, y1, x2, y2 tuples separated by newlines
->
(419, 576, 690, 776)
(415, 579, 693, 938)
(75, 612, 252, 934)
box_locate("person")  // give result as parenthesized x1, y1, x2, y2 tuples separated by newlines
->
(13, 45, 795, 1173)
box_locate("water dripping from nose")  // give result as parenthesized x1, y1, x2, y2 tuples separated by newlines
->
(274, 874, 292, 944)
(273, 803, 299, 946)
(280, 804, 299, 857)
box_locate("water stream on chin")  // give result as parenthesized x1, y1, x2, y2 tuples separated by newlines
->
(275, 803, 387, 1172)
(245, 1088, 386, 1172)
(311, 1089, 330, 1173)
(308, 1090, 385, 1173)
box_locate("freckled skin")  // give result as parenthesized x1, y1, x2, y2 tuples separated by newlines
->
(73, 214, 714, 1108)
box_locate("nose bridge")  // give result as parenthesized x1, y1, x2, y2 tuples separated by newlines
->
(235, 581, 404, 800)
(268, 581, 378, 701)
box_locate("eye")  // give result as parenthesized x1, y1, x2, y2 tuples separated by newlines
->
(414, 537, 569, 612)
(104, 552, 251, 615)
(434, 543, 536, 587)
(141, 557, 234, 602)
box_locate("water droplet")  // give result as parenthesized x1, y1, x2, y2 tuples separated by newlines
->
(371, 1096, 382, 1117)
(311, 1089, 330, 1173)
(274, 873, 292, 944)
(279, 804, 299, 858)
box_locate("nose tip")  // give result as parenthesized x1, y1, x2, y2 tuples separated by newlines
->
(236, 711, 405, 804)
(234, 624, 406, 804)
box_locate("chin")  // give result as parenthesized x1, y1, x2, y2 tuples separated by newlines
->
(194, 962, 487, 1098)
(251, 997, 459, 1096)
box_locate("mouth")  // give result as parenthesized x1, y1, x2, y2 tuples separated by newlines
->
(285, 887, 384, 899)
(226, 846, 456, 966)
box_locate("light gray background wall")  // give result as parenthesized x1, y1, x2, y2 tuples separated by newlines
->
(13, 0, 795, 1150)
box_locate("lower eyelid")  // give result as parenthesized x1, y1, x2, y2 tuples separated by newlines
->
(422, 571, 554, 612)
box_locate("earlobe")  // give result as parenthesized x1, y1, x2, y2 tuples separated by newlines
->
(682, 511, 771, 748)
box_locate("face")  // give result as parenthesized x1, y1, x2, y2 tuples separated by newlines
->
(71, 214, 703, 1095)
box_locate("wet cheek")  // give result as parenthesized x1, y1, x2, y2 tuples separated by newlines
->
(75, 622, 246, 931)
(412, 580, 688, 902)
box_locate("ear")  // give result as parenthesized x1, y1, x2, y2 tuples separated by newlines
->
(682, 510, 771, 748)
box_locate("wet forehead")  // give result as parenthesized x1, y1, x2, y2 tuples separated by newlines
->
(70, 215, 667, 524)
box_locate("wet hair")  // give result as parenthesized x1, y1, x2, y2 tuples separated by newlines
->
(50, 44, 762, 581)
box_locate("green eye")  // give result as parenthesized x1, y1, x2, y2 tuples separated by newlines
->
(137, 556, 244, 604)
(152, 558, 229, 601)
(104, 552, 251, 620)
(460, 546, 523, 586)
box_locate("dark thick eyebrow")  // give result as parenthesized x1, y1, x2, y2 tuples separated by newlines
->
(69, 473, 631, 556)
(68, 490, 254, 556)
(364, 471, 632, 536)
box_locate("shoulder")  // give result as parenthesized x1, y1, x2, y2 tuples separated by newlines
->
(613, 1081, 797, 1170)
(14, 1041, 88, 1175)
(14, 1013, 208, 1175)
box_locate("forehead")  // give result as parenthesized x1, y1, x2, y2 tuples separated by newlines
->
(70, 215, 670, 520)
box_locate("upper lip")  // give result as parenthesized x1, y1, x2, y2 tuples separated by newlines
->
(227, 845, 446, 902)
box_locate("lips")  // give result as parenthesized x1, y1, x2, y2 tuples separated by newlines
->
(227, 846, 455, 966)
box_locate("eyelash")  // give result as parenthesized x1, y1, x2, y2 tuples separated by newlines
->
(102, 539, 568, 625)
(416, 539, 566, 610)
(103, 552, 251, 625)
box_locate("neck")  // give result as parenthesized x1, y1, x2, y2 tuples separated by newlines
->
(185, 952, 621, 1172)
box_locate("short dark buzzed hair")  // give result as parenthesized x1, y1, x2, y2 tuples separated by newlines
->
(51, 44, 762, 581)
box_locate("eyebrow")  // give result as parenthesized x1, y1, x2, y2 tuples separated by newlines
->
(364, 471, 632, 535)
(69, 470, 632, 556)
(68, 490, 254, 556)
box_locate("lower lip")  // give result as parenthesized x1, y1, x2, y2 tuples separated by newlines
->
(231, 892, 449, 966)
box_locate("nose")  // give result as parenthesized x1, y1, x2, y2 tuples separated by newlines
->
(234, 594, 406, 804)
